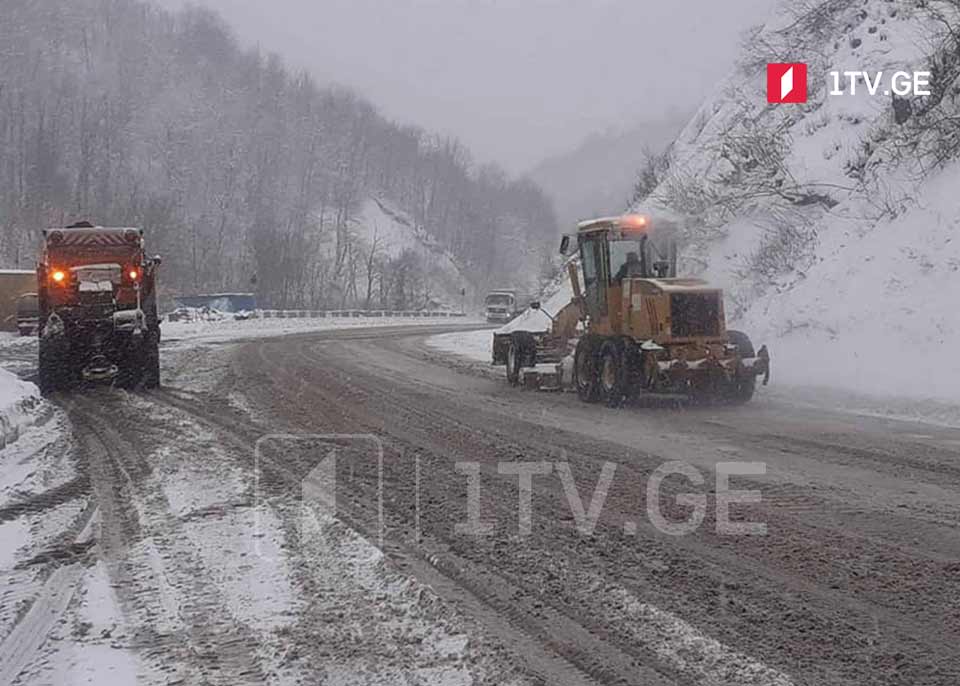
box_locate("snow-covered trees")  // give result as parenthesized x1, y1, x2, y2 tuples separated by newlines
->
(0, 0, 557, 308)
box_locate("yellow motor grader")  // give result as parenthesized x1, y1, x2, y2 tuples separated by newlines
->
(492, 214, 770, 406)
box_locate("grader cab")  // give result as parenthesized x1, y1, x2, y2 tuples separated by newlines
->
(492, 214, 770, 406)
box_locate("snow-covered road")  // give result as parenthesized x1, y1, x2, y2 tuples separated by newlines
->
(2, 321, 960, 685)
(0, 320, 503, 686)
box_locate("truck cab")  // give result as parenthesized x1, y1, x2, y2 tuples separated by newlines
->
(485, 290, 520, 323)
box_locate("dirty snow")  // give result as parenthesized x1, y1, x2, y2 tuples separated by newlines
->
(0, 396, 69, 584)
(59, 561, 147, 685)
(297, 507, 497, 685)
(588, 578, 795, 686)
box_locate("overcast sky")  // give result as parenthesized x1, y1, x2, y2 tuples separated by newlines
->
(159, 0, 773, 173)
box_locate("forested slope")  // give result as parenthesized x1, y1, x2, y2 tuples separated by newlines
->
(0, 0, 557, 308)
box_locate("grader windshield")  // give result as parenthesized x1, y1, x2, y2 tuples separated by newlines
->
(608, 235, 676, 281)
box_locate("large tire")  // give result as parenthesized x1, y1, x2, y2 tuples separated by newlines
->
(598, 339, 630, 408)
(116, 364, 141, 390)
(574, 335, 602, 403)
(506, 336, 522, 386)
(726, 330, 757, 404)
(506, 332, 535, 387)
(38, 343, 62, 394)
(116, 340, 144, 390)
(142, 334, 161, 390)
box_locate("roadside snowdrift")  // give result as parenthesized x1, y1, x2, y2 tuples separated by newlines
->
(163, 313, 475, 347)
(738, 162, 960, 399)
(498, 262, 578, 335)
(0, 367, 41, 448)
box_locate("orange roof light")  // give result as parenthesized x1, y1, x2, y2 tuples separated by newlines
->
(618, 214, 651, 232)
(51, 270, 67, 284)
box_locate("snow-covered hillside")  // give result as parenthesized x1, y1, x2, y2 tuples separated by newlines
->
(349, 199, 470, 308)
(634, 0, 960, 401)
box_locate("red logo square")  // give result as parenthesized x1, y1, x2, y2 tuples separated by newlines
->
(767, 63, 808, 103)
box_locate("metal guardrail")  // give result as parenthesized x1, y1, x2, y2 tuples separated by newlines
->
(256, 309, 468, 320)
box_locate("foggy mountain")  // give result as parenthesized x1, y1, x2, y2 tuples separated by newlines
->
(153, 0, 770, 174)
(529, 115, 688, 230)
(0, 0, 558, 309)
(633, 0, 960, 399)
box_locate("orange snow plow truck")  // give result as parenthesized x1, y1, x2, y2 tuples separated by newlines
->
(36, 222, 162, 393)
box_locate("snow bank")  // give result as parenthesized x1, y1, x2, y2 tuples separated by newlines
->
(163, 314, 480, 347)
(739, 161, 960, 400)
(427, 329, 495, 364)
(0, 368, 41, 448)
(427, 262, 579, 365)
(498, 260, 579, 334)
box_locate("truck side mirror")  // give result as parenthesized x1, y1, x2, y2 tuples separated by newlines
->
(530, 301, 541, 310)
(559, 236, 570, 255)
(151, 255, 163, 266)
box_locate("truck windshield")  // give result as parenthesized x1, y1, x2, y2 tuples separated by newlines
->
(486, 295, 513, 306)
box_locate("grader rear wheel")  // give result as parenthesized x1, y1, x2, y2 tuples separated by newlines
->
(506, 332, 535, 387)
(506, 339, 522, 386)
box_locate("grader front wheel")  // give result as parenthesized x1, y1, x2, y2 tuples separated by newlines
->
(574, 336, 602, 403)
(725, 330, 757, 404)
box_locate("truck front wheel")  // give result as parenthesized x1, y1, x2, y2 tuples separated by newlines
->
(38, 343, 65, 394)
(142, 336, 161, 389)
